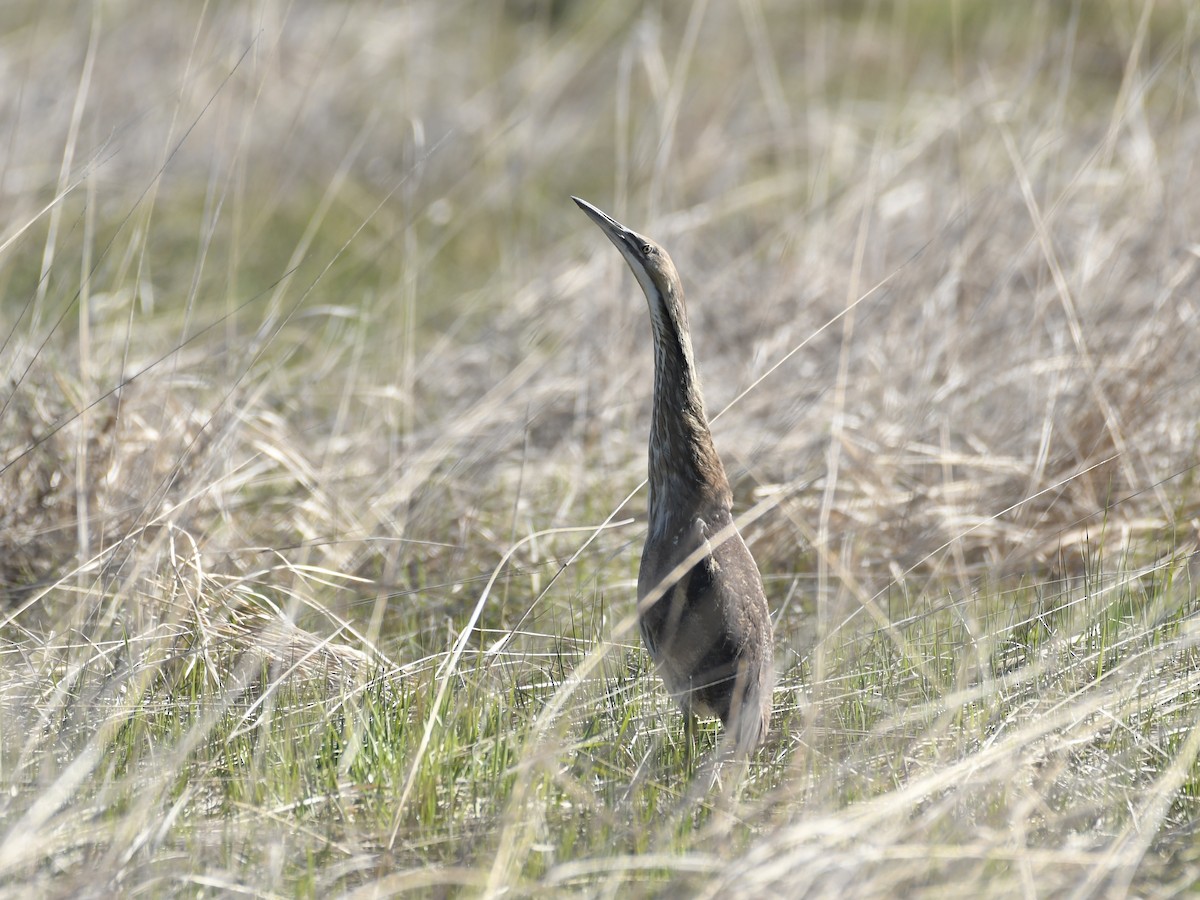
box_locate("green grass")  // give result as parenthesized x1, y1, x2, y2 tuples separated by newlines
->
(3, 0, 1200, 896)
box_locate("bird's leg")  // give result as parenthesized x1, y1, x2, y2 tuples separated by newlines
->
(683, 712, 699, 770)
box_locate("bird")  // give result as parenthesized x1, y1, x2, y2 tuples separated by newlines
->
(573, 196, 775, 754)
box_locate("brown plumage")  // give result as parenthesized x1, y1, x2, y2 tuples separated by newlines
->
(573, 197, 775, 753)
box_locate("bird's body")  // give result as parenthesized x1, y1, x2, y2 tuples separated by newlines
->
(573, 197, 774, 753)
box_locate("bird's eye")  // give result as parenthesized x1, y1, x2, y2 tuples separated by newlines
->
(641, 243, 655, 255)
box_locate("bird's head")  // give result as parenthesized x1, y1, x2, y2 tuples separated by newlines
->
(572, 196, 682, 307)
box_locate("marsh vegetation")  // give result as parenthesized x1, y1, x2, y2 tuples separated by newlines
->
(1, 2, 1199, 896)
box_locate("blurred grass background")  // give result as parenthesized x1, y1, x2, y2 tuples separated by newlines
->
(2, 0, 1200, 896)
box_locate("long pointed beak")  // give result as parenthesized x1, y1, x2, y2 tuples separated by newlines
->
(572, 196, 645, 259)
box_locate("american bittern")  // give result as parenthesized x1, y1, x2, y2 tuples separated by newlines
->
(573, 197, 775, 753)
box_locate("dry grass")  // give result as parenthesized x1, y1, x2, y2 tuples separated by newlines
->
(2, 1, 1200, 896)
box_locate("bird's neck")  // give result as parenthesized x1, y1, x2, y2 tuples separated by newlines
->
(646, 294, 731, 538)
